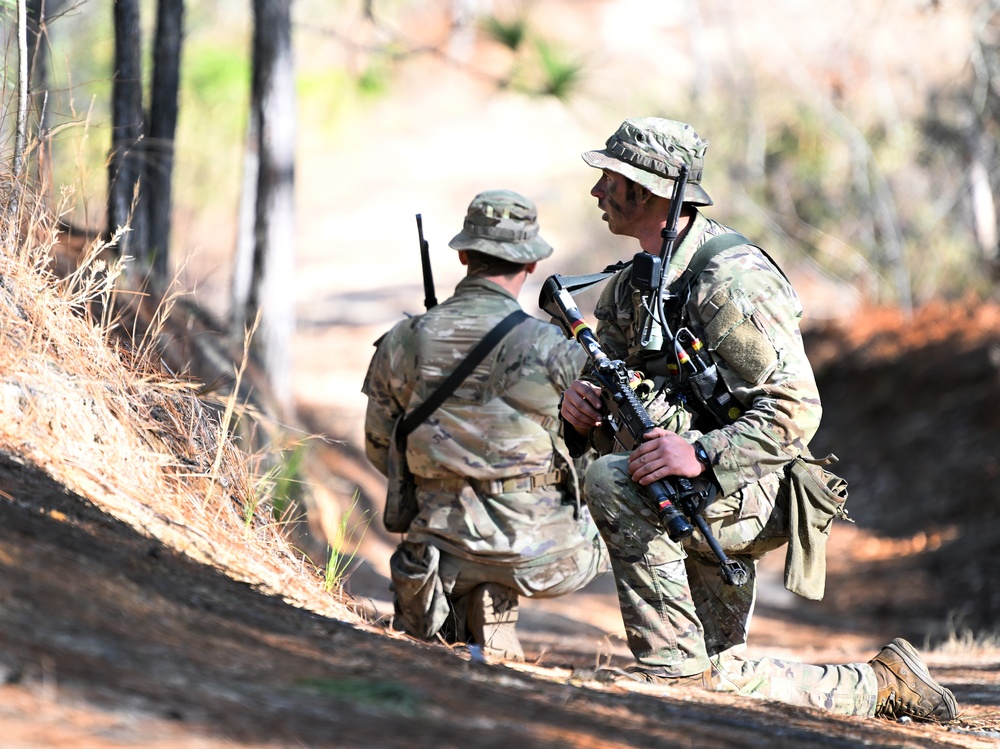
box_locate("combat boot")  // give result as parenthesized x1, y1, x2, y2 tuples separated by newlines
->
(870, 638, 958, 721)
(466, 583, 524, 662)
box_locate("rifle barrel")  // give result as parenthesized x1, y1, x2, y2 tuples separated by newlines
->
(416, 213, 438, 310)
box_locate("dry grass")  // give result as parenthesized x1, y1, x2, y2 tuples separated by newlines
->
(0, 184, 361, 626)
(936, 616, 1000, 657)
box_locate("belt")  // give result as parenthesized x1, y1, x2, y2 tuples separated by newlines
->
(414, 469, 566, 495)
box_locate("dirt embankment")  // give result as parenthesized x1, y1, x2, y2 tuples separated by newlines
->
(803, 302, 1000, 637)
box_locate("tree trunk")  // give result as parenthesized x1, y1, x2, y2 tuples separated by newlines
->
(109, 0, 146, 265)
(145, 0, 185, 287)
(6, 0, 29, 225)
(968, 143, 998, 269)
(247, 0, 297, 418)
(25, 0, 65, 184)
(230, 113, 259, 343)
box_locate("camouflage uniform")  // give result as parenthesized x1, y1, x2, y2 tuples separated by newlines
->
(577, 119, 880, 716)
(363, 190, 607, 647)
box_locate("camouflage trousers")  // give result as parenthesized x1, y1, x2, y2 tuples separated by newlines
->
(713, 652, 878, 717)
(389, 534, 608, 642)
(585, 453, 878, 717)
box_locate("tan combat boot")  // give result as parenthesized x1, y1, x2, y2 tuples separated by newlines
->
(870, 638, 958, 721)
(466, 583, 524, 662)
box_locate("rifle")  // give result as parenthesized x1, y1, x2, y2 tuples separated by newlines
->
(416, 214, 438, 310)
(631, 166, 706, 378)
(538, 167, 748, 586)
(539, 276, 747, 586)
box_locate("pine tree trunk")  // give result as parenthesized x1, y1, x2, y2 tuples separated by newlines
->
(108, 0, 146, 264)
(145, 0, 185, 286)
(7, 0, 29, 224)
(248, 0, 297, 418)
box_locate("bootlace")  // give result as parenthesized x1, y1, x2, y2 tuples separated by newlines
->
(880, 688, 902, 718)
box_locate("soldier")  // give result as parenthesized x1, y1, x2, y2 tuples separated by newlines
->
(363, 189, 608, 662)
(560, 117, 957, 720)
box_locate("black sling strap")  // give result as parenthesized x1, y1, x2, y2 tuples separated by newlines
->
(550, 233, 788, 321)
(543, 260, 633, 296)
(396, 309, 530, 446)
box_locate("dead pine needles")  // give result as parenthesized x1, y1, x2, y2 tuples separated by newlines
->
(0, 180, 359, 625)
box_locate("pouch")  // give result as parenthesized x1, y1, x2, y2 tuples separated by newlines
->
(783, 454, 850, 601)
(388, 542, 450, 638)
(383, 416, 420, 533)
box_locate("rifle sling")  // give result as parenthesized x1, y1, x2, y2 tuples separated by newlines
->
(551, 260, 633, 295)
(397, 310, 530, 446)
(555, 232, 787, 302)
(672, 232, 789, 298)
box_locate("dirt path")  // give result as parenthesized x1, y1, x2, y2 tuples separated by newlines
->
(2, 449, 999, 749)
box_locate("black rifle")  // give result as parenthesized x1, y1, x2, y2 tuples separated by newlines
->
(539, 276, 747, 586)
(416, 214, 438, 310)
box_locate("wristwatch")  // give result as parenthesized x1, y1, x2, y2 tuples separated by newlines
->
(692, 441, 712, 473)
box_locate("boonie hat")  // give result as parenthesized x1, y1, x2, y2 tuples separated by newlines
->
(582, 118, 713, 206)
(448, 189, 553, 263)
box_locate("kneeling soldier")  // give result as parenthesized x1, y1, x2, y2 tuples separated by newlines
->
(363, 190, 609, 661)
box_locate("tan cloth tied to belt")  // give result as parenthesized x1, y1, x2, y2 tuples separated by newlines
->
(415, 469, 565, 496)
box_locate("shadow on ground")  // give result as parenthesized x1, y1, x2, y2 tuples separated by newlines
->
(3, 451, 997, 748)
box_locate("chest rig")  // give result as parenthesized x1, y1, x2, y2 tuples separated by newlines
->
(633, 231, 754, 430)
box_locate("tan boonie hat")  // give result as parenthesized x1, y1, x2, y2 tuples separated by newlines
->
(582, 118, 713, 206)
(448, 189, 553, 263)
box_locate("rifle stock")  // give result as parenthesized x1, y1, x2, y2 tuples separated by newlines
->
(540, 275, 748, 586)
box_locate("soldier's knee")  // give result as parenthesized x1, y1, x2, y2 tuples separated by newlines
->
(583, 455, 628, 522)
(584, 454, 637, 521)
(389, 541, 450, 639)
(584, 454, 688, 566)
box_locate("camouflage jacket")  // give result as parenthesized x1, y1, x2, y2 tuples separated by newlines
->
(363, 276, 598, 565)
(587, 210, 821, 510)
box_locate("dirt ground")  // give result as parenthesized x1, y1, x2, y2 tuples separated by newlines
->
(1, 300, 1000, 748)
(2, 454, 999, 749)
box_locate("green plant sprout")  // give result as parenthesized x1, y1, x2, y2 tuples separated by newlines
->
(324, 490, 370, 592)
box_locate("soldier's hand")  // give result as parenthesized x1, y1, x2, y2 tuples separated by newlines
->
(561, 380, 603, 434)
(629, 428, 703, 485)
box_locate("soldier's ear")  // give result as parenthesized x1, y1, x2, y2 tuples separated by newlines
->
(458, 250, 469, 266)
(525, 261, 538, 275)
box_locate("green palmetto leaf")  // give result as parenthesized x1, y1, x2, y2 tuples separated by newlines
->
(482, 14, 528, 52)
(533, 38, 583, 101)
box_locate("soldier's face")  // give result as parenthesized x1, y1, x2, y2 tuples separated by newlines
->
(591, 169, 640, 236)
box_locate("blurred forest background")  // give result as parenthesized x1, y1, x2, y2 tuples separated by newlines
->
(2, 0, 1000, 582)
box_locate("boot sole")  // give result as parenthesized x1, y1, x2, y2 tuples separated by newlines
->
(886, 638, 958, 721)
